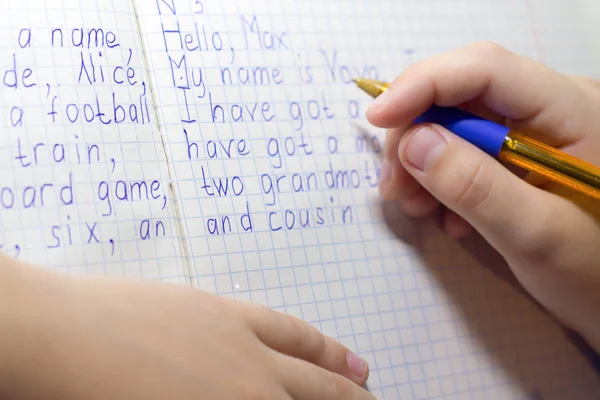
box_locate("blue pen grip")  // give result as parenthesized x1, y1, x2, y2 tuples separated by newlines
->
(413, 105, 509, 157)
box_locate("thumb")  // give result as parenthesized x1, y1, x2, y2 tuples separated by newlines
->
(397, 123, 565, 261)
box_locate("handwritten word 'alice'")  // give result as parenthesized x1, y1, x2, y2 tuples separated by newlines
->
(78, 49, 143, 87)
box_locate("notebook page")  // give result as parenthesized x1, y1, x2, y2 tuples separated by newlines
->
(0, 0, 187, 283)
(134, 1, 600, 398)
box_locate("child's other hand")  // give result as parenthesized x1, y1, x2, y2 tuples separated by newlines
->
(0, 257, 372, 400)
(366, 42, 600, 352)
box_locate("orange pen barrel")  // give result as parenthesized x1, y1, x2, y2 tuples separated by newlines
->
(500, 131, 600, 199)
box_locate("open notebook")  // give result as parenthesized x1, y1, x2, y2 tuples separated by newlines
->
(2, 0, 600, 398)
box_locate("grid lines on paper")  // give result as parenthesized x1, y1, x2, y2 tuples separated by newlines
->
(0, 0, 187, 283)
(133, 1, 600, 399)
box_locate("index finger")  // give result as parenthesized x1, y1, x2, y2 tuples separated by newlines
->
(365, 41, 591, 147)
(242, 304, 369, 387)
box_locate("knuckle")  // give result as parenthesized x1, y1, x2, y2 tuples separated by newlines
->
(289, 317, 311, 348)
(294, 318, 327, 360)
(448, 158, 494, 211)
(514, 237, 551, 265)
(315, 331, 330, 364)
(311, 324, 328, 353)
(511, 214, 560, 265)
(469, 40, 508, 59)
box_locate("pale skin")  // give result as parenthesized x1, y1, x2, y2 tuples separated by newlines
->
(0, 42, 599, 399)
(366, 41, 600, 353)
(0, 255, 372, 400)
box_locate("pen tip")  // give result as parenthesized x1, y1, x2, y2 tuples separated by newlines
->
(351, 78, 387, 98)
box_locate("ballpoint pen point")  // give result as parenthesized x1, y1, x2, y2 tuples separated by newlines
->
(352, 76, 600, 200)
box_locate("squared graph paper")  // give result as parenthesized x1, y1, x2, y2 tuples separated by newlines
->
(2, 0, 600, 398)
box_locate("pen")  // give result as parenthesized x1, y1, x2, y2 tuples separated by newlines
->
(353, 78, 600, 200)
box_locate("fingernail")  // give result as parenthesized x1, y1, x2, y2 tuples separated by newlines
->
(368, 90, 389, 109)
(405, 126, 448, 172)
(379, 160, 392, 184)
(346, 351, 367, 377)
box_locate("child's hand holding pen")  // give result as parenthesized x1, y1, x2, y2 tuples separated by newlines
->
(362, 41, 600, 352)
